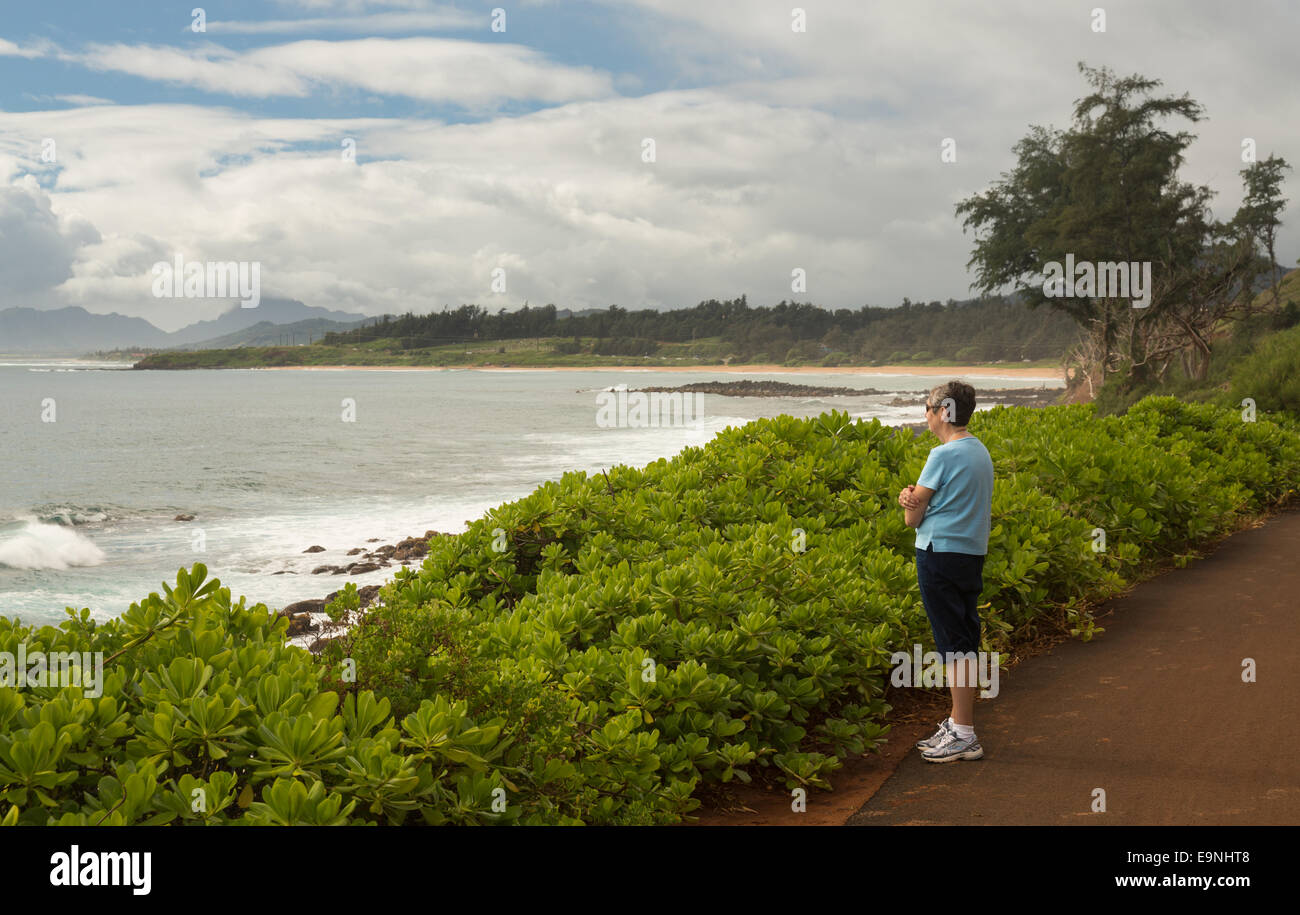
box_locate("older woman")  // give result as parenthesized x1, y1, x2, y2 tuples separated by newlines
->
(897, 380, 994, 763)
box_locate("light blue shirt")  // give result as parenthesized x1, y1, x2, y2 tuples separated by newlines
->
(915, 435, 994, 555)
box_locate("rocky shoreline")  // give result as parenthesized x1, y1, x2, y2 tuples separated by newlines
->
(885, 386, 1062, 408)
(629, 379, 888, 397)
(627, 379, 1063, 408)
(275, 530, 447, 650)
(298, 531, 440, 577)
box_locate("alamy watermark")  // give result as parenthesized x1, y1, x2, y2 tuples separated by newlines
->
(595, 390, 705, 428)
(1043, 253, 1152, 308)
(151, 254, 261, 308)
(49, 845, 150, 895)
(0, 644, 104, 698)
(889, 645, 1001, 698)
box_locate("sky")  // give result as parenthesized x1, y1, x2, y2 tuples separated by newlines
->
(0, 0, 1296, 331)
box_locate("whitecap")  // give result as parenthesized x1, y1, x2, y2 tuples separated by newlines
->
(0, 521, 107, 570)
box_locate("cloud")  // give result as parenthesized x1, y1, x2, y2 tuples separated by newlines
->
(0, 37, 49, 58)
(0, 178, 101, 303)
(71, 37, 616, 108)
(205, 11, 481, 35)
(0, 93, 888, 326)
(1, 0, 1294, 328)
(54, 95, 114, 106)
(276, 0, 438, 10)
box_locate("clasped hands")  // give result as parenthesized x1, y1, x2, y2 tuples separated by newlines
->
(897, 485, 921, 510)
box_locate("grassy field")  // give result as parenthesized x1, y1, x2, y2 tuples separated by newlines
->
(132, 336, 1065, 371)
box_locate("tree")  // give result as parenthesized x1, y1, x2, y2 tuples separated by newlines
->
(956, 63, 1288, 388)
(1231, 155, 1292, 305)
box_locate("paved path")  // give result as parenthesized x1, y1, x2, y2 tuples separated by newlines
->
(847, 506, 1300, 826)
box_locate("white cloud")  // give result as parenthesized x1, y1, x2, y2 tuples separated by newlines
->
(206, 10, 481, 35)
(55, 95, 114, 106)
(0, 37, 49, 58)
(71, 37, 615, 108)
(276, 0, 438, 10)
(0, 93, 889, 327)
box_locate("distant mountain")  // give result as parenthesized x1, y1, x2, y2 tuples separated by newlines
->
(190, 316, 368, 349)
(0, 306, 168, 353)
(554, 307, 613, 319)
(0, 299, 371, 353)
(164, 298, 368, 347)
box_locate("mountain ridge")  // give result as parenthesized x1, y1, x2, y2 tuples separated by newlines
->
(0, 300, 371, 354)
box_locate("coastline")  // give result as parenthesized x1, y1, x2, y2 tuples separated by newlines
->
(252, 363, 1065, 382)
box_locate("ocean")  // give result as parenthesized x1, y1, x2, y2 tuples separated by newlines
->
(0, 361, 1059, 625)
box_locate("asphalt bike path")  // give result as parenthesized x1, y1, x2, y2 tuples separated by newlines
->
(847, 506, 1300, 826)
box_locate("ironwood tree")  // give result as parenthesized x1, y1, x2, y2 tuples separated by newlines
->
(956, 62, 1289, 390)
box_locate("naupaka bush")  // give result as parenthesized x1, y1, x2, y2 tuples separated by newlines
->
(4, 397, 1296, 824)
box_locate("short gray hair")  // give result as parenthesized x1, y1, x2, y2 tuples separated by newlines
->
(928, 380, 976, 426)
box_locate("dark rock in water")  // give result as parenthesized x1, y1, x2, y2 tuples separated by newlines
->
(366, 538, 381, 542)
(312, 565, 337, 575)
(324, 584, 382, 609)
(630, 379, 886, 398)
(275, 609, 318, 637)
(272, 570, 295, 575)
(347, 547, 365, 556)
(347, 562, 381, 575)
(174, 514, 195, 522)
(304, 545, 326, 553)
(283, 599, 326, 615)
(390, 535, 433, 561)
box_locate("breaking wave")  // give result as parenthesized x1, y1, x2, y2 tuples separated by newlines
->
(0, 520, 107, 570)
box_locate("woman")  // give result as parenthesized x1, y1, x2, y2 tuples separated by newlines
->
(897, 380, 994, 763)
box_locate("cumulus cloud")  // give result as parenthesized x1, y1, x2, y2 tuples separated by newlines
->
(0, 178, 101, 304)
(0, 91, 895, 326)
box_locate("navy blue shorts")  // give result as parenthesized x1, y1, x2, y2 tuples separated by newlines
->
(915, 544, 985, 655)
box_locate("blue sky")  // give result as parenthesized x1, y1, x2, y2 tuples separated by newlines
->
(1, 1, 678, 122)
(1, 0, 1296, 330)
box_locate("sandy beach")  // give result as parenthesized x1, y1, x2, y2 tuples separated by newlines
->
(258, 363, 1065, 382)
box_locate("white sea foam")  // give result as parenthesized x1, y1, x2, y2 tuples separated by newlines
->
(0, 520, 107, 570)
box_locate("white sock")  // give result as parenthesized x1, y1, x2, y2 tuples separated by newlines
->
(952, 722, 975, 740)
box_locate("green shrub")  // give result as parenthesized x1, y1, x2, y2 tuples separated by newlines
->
(6, 398, 1297, 825)
(1220, 323, 1300, 416)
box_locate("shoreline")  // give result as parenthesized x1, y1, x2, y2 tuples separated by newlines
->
(252, 363, 1064, 382)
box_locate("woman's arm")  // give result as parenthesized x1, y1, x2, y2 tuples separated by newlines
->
(903, 484, 935, 528)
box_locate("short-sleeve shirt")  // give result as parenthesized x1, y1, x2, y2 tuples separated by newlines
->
(915, 435, 994, 555)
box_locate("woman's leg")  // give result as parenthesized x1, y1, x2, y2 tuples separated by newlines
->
(945, 552, 984, 728)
